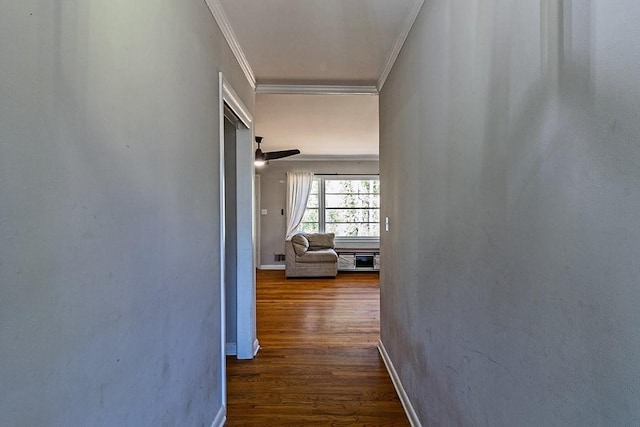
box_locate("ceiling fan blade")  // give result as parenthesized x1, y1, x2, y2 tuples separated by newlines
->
(264, 149, 301, 160)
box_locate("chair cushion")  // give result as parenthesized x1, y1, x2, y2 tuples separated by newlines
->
(296, 248, 338, 263)
(305, 233, 335, 250)
(291, 234, 309, 256)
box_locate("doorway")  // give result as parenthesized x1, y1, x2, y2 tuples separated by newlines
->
(218, 73, 259, 415)
(223, 113, 239, 356)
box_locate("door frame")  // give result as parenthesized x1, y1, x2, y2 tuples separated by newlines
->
(218, 72, 259, 412)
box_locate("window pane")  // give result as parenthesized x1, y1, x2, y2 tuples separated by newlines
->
(325, 223, 380, 237)
(323, 180, 343, 194)
(297, 179, 320, 234)
(299, 222, 319, 234)
(301, 208, 319, 223)
(325, 208, 380, 223)
(310, 179, 319, 194)
(325, 179, 379, 194)
(325, 194, 379, 209)
(306, 194, 319, 208)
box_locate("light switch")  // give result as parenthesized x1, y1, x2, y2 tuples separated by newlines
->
(261, 209, 268, 216)
(385, 217, 390, 232)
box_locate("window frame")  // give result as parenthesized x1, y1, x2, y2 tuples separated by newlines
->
(298, 175, 380, 244)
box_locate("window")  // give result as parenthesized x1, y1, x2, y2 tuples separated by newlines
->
(299, 179, 320, 233)
(298, 176, 380, 238)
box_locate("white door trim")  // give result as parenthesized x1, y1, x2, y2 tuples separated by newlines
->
(218, 73, 258, 414)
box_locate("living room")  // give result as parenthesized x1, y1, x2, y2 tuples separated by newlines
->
(254, 92, 380, 275)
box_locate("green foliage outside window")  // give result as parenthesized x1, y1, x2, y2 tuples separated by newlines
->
(298, 178, 380, 237)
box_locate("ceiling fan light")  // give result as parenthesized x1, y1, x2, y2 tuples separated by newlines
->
(254, 148, 266, 166)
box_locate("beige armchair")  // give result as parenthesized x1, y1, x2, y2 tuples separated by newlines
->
(285, 233, 338, 278)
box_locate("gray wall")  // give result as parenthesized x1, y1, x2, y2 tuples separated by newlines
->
(380, 1, 640, 425)
(0, 0, 253, 425)
(257, 160, 379, 266)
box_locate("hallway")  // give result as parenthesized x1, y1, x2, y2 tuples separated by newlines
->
(226, 270, 409, 426)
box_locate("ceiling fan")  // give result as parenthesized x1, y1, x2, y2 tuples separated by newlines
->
(254, 136, 301, 166)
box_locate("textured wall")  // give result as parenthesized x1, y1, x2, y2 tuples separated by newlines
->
(257, 160, 379, 266)
(379, 0, 640, 425)
(0, 0, 252, 425)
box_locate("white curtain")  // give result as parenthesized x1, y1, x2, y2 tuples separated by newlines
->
(285, 171, 314, 240)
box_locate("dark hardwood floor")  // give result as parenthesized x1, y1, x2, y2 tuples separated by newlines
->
(226, 270, 410, 426)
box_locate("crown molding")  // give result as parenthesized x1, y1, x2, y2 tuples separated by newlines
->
(205, 0, 256, 89)
(256, 84, 378, 95)
(377, 0, 425, 91)
(206, 0, 424, 94)
(278, 154, 379, 162)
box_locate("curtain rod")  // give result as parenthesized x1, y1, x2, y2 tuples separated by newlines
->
(313, 173, 379, 176)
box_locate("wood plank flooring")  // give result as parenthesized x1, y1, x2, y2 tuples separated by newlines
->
(226, 270, 410, 426)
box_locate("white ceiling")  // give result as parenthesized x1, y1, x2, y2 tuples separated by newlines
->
(210, 0, 424, 157)
(217, 0, 420, 87)
(255, 94, 379, 157)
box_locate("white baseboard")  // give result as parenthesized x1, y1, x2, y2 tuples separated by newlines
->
(259, 264, 285, 270)
(378, 340, 422, 427)
(210, 405, 226, 427)
(225, 342, 237, 356)
(228, 341, 260, 358)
